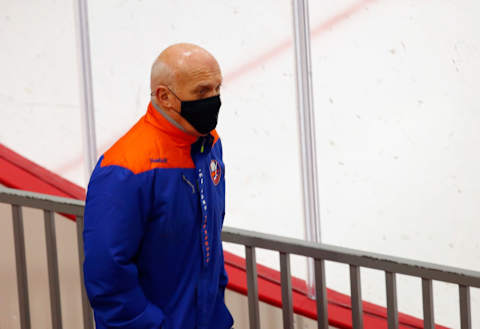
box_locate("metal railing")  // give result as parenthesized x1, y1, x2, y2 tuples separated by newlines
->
(222, 228, 480, 329)
(1, 186, 479, 329)
(0, 187, 92, 329)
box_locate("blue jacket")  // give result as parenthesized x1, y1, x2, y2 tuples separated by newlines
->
(83, 101, 234, 329)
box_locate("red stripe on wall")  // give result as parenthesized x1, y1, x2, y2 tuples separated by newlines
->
(0, 143, 85, 199)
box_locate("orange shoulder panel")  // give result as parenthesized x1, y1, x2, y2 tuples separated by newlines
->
(101, 116, 195, 174)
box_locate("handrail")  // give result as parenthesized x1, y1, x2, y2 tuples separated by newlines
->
(221, 227, 480, 288)
(0, 186, 477, 329)
(221, 229, 478, 329)
(0, 187, 84, 216)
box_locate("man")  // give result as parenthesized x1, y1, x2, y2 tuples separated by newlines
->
(83, 43, 234, 329)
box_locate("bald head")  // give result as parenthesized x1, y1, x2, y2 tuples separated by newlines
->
(150, 43, 223, 136)
(150, 43, 221, 93)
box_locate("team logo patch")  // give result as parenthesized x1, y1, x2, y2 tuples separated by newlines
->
(209, 159, 221, 186)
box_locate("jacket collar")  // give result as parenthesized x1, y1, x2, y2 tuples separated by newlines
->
(145, 100, 199, 145)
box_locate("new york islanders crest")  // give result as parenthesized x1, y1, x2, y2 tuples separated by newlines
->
(209, 159, 221, 186)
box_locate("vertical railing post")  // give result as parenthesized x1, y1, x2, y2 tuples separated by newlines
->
(459, 285, 471, 329)
(279, 252, 294, 329)
(245, 245, 261, 329)
(422, 278, 435, 329)
(44, 210, 63, 329)
(314, 259, 329, 329)
(350, 265, 364, 329)
(76, 215, 94, 329)
(385, 271, 399, 329)
(11, 204, 31, 329)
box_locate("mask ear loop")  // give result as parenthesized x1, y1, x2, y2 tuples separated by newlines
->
(149, 87, 182, 100)
(166, 86, 183, 102)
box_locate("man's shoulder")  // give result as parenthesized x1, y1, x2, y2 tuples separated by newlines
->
(100, 116, 163, 174)
(210, 129, 223, 156)
(100, 116, 194, 174)
(211, 129, 220, 145)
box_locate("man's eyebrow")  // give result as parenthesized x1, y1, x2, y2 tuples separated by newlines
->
(192, 83, 214, 92)
(191, 81, 223, 94)
(194, 84, 211, 90)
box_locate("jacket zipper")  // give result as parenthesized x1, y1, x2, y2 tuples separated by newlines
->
(182, 174, 196, 194)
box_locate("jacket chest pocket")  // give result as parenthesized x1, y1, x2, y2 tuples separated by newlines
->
(150, 173, 200, 234)
(181, 173, 196, 194)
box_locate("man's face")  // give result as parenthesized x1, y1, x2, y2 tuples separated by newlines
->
(173, 61, 222, 102)
(159, 59, 223, 136)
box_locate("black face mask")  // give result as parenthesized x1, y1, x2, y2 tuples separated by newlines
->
(169, 88, 221, 134)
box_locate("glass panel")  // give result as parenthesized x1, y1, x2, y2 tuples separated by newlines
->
(0, 0, 84, 186)
(310, 1, 480, 327)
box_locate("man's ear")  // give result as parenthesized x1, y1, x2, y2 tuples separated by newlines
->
(154, 85, 175, 111)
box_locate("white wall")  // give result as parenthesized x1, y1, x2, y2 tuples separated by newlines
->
(1, 0, 479, 327)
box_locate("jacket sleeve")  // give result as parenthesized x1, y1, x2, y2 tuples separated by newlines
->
(83, 165, 165, 329)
